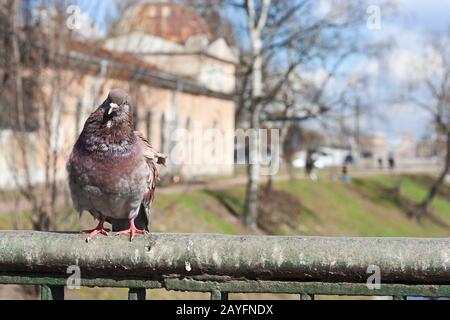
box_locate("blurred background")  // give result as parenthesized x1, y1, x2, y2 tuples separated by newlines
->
(0, 0, 449, 299)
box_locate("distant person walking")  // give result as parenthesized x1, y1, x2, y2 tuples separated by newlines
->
(378, 158, 383, 169)
(344, 154, 354, 165)
(342, 164, 350, 184)
(388, 153, 395, 170)
(341, 154, 353, 183)
(305, 151, 317, 181)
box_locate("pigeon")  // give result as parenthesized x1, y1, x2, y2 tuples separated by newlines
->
(67, 89, 166, 241)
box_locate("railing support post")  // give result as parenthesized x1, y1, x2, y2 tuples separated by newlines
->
(210, 289, 228, 300)
(41, 285, 64, 300)
(128, 288, 146, 300)
(300, 293, 314, 300)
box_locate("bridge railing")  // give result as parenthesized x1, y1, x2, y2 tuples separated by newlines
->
(0, 231, 449, 300)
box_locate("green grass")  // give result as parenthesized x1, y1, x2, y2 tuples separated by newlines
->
(281, 176, 450, 237)
(214, 174, 450, 237)
(1, 175, 449, 237)
(1, 174, 449, 299)
(152, 191, 242, 235)
(0, 210, 32, 230)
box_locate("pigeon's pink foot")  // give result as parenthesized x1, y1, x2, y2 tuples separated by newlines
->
(81, 218, 110, 242)
(115, 219, 148, 241)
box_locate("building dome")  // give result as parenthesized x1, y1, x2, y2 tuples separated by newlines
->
(113, 2, 212, 44)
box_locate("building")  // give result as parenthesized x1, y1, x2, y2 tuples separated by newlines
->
(104, 2, 238, 94)
(0, 2, 237, 189)
(359, 133, 387, 159)
(416, 134, 442, 159)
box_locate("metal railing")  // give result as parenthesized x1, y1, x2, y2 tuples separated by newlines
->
(0, 231, 449, 300)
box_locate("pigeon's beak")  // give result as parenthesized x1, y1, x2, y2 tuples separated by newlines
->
(108, 103, 119, 115)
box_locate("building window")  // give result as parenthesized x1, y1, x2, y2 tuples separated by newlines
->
(133, 103, 139, 130)
(160, 113, 166, 154)
(75, 101, 82, 138)
(212, 120, 218, 157)
(185, 116, 191, 161)
(146, 111, 152, 140)
(0, 78, 39, 132)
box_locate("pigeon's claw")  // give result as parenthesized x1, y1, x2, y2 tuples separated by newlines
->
(115, 227, 147, 241)
(82, 227, 110, 242)
(115, 218, 148, 241)
(81, 218, 110, 242)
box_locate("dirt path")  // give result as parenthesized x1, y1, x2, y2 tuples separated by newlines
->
(0, 166, 442, 215)
(159, 166, 440, 194)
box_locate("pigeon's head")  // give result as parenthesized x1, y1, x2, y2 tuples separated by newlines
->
(101, 89, 132, 125)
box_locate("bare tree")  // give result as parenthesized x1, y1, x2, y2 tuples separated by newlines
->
(240, 0, 271, 230)
(404, 35, 450, 220)
(0, 0, 106, 231)
(234, 0, 375, 229)
(269, 48, 357, 174)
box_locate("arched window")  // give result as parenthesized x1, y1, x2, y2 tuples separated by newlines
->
(146, 111, 152, 140)
(160, 113, 166, 154)
(212, 120, 218, 157)
(133, 103, 139, 130)
(75, 101, 82, 138)
(185, 116, 191, 131)
(185, 116, 192, 162)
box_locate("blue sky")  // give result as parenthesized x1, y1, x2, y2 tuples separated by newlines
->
(397, 0, 450, 33)
(76, 0, 449, 141)
(361, 0, 450, 140)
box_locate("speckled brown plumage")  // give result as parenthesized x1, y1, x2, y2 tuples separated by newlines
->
(66, 89, 166, 241)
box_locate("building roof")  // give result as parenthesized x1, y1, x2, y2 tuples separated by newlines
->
(113, 2, 212, 44)
(64, 40, 233, 100)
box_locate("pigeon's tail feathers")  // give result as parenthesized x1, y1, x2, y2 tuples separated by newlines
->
(108, 203, 150, 232)
(108, 218, 126, 232)
(135, 203, 150, 231)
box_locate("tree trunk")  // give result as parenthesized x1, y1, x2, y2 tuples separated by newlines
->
(414, 131, 450, 220)
(244, 36, 262, 229)
(244, 158, 260, 230)
(265, 174, 273, 194)
(243, 9, 266, 229)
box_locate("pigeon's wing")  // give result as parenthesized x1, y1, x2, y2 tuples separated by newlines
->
(135, 131, 166, 166)
(134, 131, 166, 230)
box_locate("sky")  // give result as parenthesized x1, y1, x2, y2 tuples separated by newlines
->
(365, 0, 450, 140)
(397, 0, 450, 33)
(75, 0, 450, 141)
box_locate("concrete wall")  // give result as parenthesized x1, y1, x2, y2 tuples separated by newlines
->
(0, 68, 235, 189)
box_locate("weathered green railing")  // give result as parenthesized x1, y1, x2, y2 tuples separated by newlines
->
(0, 231, 449, 300)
